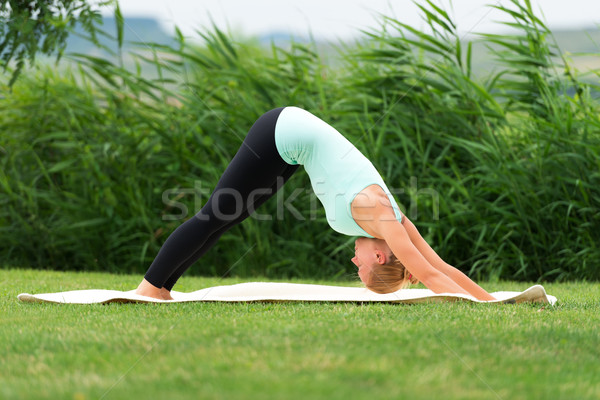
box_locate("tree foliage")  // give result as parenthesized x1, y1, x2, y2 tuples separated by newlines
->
(0, 0, 113, 86)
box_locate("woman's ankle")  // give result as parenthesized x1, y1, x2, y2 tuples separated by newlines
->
(159, 287, 173, 300)
(135, 279, 164, 299)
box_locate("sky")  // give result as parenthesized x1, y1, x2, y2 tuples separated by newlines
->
(106, 0, 600, 41)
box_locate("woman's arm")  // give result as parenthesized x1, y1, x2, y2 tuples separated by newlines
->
(352, 184, 495, 300)
(401, 216, 495, 301)
(379, 221, 472, 296)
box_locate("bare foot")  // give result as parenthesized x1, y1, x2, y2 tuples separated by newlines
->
(135, 279, 173, 300)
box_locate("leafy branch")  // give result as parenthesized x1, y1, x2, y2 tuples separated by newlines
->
(0, 0, 115, 86)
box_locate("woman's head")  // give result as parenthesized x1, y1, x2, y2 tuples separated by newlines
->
(351, 237, 419, 294)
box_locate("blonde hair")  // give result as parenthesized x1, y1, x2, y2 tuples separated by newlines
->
(365, 254, 419, 294)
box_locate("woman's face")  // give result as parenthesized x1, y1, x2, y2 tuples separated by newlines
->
(351, 237, 391, 284)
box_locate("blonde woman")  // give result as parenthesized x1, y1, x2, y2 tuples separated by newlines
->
(136, 107, 495, 301)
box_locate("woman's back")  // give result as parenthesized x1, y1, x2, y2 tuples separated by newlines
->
(274, 106, 402, 237)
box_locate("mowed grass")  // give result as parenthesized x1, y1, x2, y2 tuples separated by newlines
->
(1, 268, 599, 400)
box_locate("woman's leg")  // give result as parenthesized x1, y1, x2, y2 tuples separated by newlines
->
(161, 163, 299, 291)
(140, 107, 299, 293)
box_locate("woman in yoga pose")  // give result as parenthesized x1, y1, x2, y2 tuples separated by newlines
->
(136, 107, 495, 301)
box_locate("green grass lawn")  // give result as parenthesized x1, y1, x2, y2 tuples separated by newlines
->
(1, 268, 599, 400)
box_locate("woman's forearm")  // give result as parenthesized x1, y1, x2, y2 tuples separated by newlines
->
(408, 239, 496, 300)
(436, 263, 496, 301)
(401, 217, 495, 301)
(379, 220, 474, 297)
(420, 269, 472, 296)
(401, 253, 492, 299)
(386, 232, 472, 297)
(417, 245, 496, 300)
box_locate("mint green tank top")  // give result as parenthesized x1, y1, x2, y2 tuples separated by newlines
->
(274, 106, 403, 237)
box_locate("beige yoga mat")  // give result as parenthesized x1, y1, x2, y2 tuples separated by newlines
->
(17, 282, 557, 305)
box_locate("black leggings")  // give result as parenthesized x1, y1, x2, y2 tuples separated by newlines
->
(144, 107, 300, 290)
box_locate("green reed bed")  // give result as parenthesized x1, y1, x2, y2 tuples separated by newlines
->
(1, 0, 598, 282)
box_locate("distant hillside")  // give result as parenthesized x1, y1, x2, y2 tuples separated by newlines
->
(553, 27, 600, 54)
(65, 16, 175, 55)
(68, 16, 599, 51)
(466, 27, 600, 76)
(65, 16, 598, 74)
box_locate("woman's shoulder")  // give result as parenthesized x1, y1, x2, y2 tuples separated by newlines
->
(351, 184, 401, 236)
(352, 184, 391, 208)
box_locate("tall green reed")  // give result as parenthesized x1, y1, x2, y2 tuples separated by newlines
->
(1, 0, 598, 282)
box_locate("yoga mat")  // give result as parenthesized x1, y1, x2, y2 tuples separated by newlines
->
(17, 282, 557, 305)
